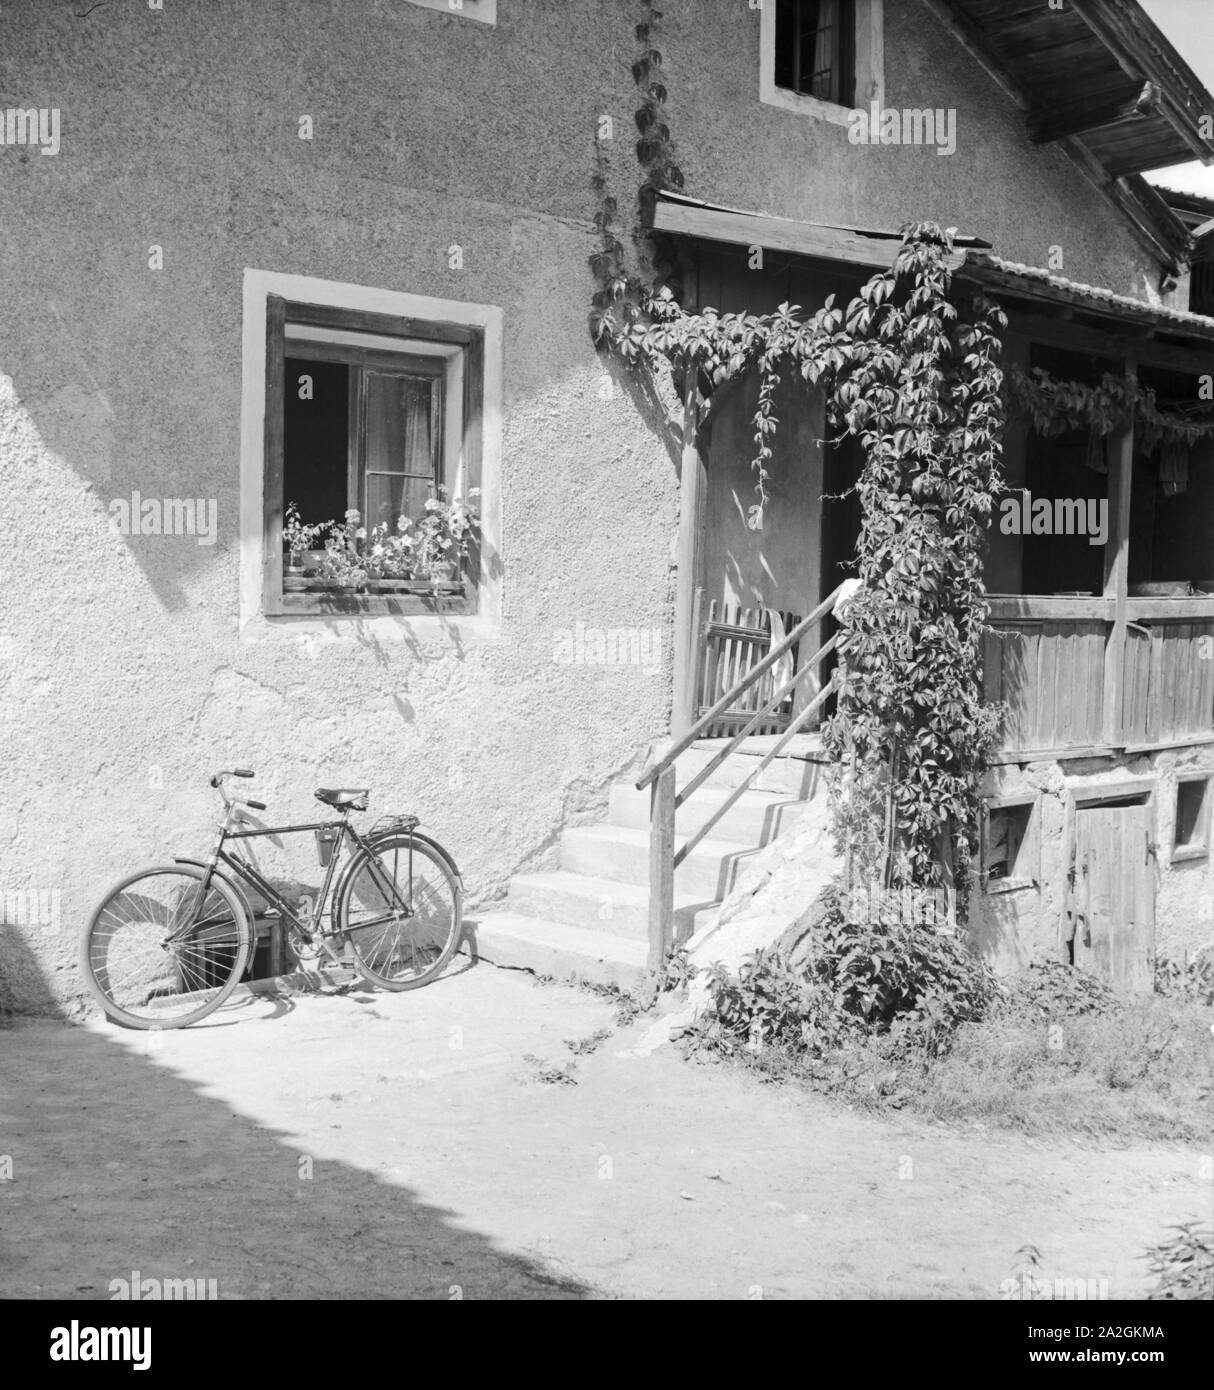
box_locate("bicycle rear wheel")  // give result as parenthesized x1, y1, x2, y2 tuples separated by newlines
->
(335, 834, 462, 991)
(81, 864, 253, 1029)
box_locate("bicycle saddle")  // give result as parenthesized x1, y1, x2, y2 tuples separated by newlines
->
(314, 788, 369, 810)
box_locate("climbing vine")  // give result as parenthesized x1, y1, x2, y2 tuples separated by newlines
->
(1003, 362, 1214, 453)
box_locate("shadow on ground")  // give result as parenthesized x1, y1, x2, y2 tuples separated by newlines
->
(0, 932, 589, 1300)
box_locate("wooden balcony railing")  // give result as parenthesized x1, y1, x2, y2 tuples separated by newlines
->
(985, 596, 1214, 756)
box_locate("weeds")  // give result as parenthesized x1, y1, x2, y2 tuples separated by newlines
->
(682, 888, 1214, 1141)
(1143, 1224, 1214, 1300)
(565, 1028, 613, 1056)
(522, 1053, 579, 1086)
(1155, 950, 1214, 1008)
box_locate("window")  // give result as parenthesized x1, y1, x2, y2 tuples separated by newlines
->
(760, 0, 882, 124)
(1172, 775, 1211, 862)
(239, 272, 501, 630)
(283, 337, 446, 537)
(982, 797, 1039, 893)
(775, 0, 855, 105)
(264, 299, 482, 617)
(403, 0, 496, 24)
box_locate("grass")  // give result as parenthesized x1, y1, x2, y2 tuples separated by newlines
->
(844, 995, 1214, 1142)
(684, 955, 1214, 1143)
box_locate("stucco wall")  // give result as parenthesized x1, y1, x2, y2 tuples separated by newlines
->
(0, 0, 1178, 1013)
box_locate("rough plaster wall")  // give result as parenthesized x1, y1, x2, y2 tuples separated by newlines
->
(0, 0, 676, 1014)
(968, 753, 1214, 975)
(0, 1, 1178, 1012)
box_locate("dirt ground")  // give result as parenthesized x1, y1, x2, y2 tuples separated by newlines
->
(1, 960, 1207, 1299)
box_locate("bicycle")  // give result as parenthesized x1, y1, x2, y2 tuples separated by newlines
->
(81, 769, 464, 1029)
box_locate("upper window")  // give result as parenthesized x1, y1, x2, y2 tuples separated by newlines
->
(774, 0, 855, 106)
(262, 298, 485, 618)
(403, 0, 496, 24)
(760, 0, 882, 124)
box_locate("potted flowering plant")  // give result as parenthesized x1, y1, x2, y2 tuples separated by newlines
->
(413, 487, 481, 586)
(315, 509, 369, 591)
(364, 515, 417, 589)
(283, 503, 332, 590)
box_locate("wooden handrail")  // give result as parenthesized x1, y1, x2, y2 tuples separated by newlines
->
(676, 631, 838, 807)
(642, 579, 855, 980)
(673, 676, 838, 868)
(637, 580, 850, 790)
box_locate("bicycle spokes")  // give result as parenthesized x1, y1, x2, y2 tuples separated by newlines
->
(84, 869, 250, 1027)
(340, 837, 461, 988)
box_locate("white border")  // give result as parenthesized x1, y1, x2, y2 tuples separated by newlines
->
(759, 0, 884, 125)
(239, 268, 503, 642)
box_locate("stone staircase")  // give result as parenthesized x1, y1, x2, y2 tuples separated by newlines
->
(467, 737, 826, 989)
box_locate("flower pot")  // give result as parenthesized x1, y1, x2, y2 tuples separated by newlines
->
(283, 574, 308, 593)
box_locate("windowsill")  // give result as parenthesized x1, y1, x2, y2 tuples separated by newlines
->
(759, 82, 855, 126)
(1170, 844, 1209, 864)
(983, 876, 1038, 896)
(270, 589, 471, 618)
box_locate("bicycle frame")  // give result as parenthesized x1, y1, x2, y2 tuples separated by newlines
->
(167, 804, 416, 951)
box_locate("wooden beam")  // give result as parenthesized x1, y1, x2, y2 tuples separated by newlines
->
(1070, 0, 1214, 163)
(1028, 81, 1159, 146)
(653, 199, 967, 272)
(988, 596, 1114, 622)
(998, 312, 1214, 374)
(262, 294, 286, 616)
(647, 764, 677, 975)
(1102, 353, 1136, 747)
(671, 378, 707, 739)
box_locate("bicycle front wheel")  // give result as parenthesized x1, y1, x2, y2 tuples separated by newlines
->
(335, 834, 462, 991)
(81, 864, 253, 1029)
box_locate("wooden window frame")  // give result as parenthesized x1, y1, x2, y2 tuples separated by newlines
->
(285, 340, 446, 528)
(759, 0, 883, 126)
(981, 793, 1041, 895)
(402, 0, 496, 24)
(1171, 773, 1212, 863)
(263, 298, 485, 620)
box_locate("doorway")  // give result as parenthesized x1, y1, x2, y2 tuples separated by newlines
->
(1065, 792, 1156, 993)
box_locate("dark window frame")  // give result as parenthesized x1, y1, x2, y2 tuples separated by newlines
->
(1172, 774, 1211, 862)
(774, 0, 857, 107)
(263, 297, 484, 620)
(982, 795, 1041, 894)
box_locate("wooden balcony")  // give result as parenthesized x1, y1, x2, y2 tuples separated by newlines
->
(984, 596, 1214, 760)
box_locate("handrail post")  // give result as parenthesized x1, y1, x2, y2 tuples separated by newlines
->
(648, 764, 677, 975)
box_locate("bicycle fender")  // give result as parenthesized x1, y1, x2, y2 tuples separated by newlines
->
(361, 829, 464, 892)
(172, 857, 258, 929)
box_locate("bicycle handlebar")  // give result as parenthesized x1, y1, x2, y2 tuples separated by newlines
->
(210, 768, 256, 789)
(210, 770, 265, 813)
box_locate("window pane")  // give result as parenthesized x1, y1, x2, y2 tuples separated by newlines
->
(283, 357, 348, 527)
(364, 372, 436, 524)
(365, 473, 434, 532)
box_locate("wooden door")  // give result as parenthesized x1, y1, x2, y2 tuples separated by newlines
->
(1066, 803, 1155, 993)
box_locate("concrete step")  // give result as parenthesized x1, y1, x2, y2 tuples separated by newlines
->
(506, 869, 713, 939)
(466, 912, 648, 991)
(560, 823, 758, 900)
(665, 738, 829, 797)
(607, 780, 804, 845)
